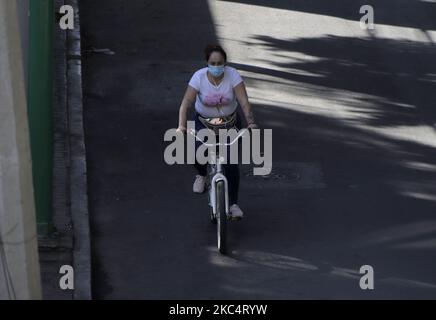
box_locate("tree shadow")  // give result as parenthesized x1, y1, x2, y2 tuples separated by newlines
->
(225, 35, 436, 296)
(233, 34, 436, 129)
(231, 97, 436, 297)
(221, 0, 436, 31)
(79, 0, 436, 298)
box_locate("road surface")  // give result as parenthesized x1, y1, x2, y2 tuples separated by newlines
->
(80, 0, 436, 299)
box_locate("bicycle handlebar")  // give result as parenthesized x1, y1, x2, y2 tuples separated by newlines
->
(188, 128, 250, 148)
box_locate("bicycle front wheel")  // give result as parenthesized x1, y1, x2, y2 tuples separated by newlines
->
(216, 180, 227, 254)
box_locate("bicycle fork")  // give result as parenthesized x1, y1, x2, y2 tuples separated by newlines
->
(209, 157, 230, 217)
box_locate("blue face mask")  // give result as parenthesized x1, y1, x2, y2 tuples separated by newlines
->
(208, 64, 225, 77)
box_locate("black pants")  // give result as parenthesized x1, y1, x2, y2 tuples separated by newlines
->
(193, 112, 241, 205)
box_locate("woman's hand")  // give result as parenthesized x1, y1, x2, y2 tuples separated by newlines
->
(248, 122, 259, 130)
(176, 125, 187, 134)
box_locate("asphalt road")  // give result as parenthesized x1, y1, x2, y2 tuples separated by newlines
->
(80, 0, 436, 299)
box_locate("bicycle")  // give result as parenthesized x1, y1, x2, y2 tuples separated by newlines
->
(188, 125, 249, 254)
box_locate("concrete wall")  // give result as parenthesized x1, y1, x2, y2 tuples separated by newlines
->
(0, 0, 42, 300)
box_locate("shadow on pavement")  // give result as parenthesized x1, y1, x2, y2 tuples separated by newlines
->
(79, 0, 436, 299)
(221, 0, 436, 31)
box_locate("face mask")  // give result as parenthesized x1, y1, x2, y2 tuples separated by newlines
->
(208, 64, 225, 77)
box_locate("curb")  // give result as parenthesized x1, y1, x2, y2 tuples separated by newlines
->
(66, 0, 92, 300)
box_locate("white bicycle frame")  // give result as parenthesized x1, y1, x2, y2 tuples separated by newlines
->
(209, 156, 229, 215)
(189, 128, 249, 217)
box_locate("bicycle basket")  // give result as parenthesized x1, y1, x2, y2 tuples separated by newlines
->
(198, 112, 237, 135)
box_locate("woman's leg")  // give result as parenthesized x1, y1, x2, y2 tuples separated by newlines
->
(224, 164, 240, 205)
(224, 112, 242, 205)
(194, 157, 208, 177)
(193, 111, 242, 205)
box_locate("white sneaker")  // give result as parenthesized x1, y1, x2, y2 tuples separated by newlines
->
(193, 175, 206, 194)
(230, 204, 244, 220)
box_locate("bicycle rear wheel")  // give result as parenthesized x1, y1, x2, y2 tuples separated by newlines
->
(216, 180, 227, 254)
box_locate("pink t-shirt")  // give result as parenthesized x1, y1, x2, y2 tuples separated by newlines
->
(188, 66, 244, 118)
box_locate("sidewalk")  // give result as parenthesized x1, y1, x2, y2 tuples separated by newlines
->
(37, 0, 73, 300)
(37, 0, 90, 300)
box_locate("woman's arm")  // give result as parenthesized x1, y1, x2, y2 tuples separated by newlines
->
(234, 82, 258, 128)
(177, 85, 198, 132)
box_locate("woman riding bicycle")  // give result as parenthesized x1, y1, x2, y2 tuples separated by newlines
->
(177, 44, 258, 219)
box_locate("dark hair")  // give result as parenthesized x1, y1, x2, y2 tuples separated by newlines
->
(204, 44, 227, 63)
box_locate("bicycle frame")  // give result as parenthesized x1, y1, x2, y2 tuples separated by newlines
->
(209, 152, 230, 216)
(189, 127, 249, 218)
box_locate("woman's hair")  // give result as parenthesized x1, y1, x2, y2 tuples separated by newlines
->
(204, 44, 227, 63)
